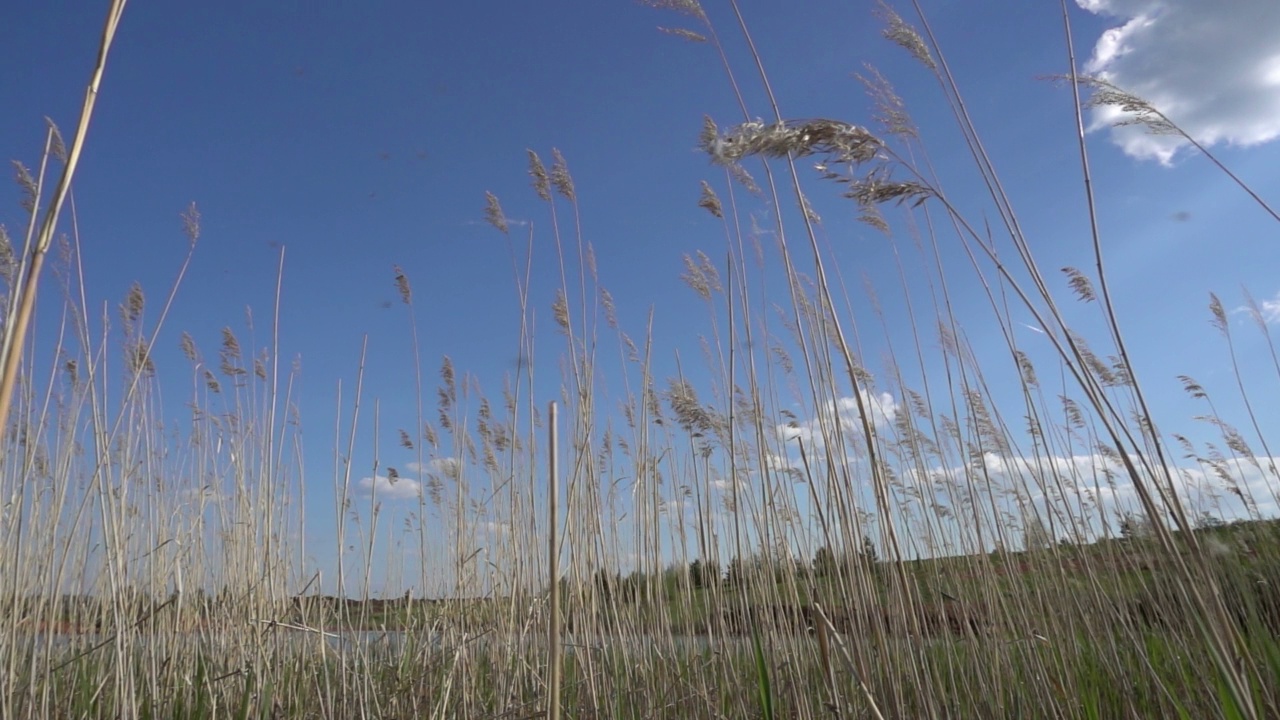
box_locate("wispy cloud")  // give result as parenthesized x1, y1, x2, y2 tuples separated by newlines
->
(463, 218, 530, 228)
(1078, 0, 1280, 164)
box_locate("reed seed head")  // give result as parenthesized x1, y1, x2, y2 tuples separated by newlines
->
(550, 148, 575, 201)
(1061, 396, 1085, 430)
(219, 327, 247, 377)
(181, 202, 201, 246)
(845, 172, 933, 208)
(697, 181, 722, 218)
(1062, 267, 1096, 302)
(667, 378, 714, 434)
(858, 203, 890, 234)
(703, 117, 881, 166)
(876, 1, 936, 70)
(440, 356, 456, 406)
(552, 290, 570, 332)
(1178, 375, 1206, 399)
(123, 282, 145, 325)
(127, 340, 154, 377)
(221, 327, 242, 359)
(13, 161, 37, 213)
(0, 225, 15, 283)
(1208, 293, 1228, 334)
(1073, 75, 1180, 136)
(394, 265, 412, 304)
(179, 332, 198, 362)
(680, 254, 711, 301)
(640, 0, 707, 23)
(658, 26, 706, 42)
(527, 150, 550, 201)
(1239, 288, 1273, 334)
(483, 191, 509, 234)
(696, 251, 720, 294)
(856, 63, 917, 139)
(729, 163, 760, 195)
(798, 190, 821, 223)
(600, 287, 617, 329)
(1015, 350, 1038, 387)
(45, 117, 67, 162)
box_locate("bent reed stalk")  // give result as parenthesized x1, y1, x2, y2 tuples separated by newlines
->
(0, 0, 128, 441)
(3, 1, 1280, 719)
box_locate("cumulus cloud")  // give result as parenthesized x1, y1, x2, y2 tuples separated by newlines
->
(711, 478, 737, 492)
(764, 452, 797, 473)
(356, 474, 423, 501)
(907, 449, 1279, 532)
(1077, 0, 1280, 163)
(776, 390, 900, 450)
(1236, 289, 1280, 325)
(1260, 293, 1280, 324)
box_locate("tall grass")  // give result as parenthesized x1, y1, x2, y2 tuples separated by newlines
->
(3, 0, 1279, 718)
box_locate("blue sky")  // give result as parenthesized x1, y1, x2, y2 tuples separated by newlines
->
(3, 0, 1279, 596)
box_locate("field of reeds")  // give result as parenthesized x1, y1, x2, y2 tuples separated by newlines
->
(3, 0, 1280, 718)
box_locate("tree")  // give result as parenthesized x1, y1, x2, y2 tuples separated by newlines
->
(1023, 517, 1052, 552)
(688, 559, 719, 589)
(724, 557, 749, 589)
(1118, 512, 1150, 540)
(617, 571, 645, 603)
(1195, 512, 1227, 531)
(592, 569, 616, 603)
(813, 546, 836, 578)
(660, 564, 686, 599)
(859, 535, 879, 565)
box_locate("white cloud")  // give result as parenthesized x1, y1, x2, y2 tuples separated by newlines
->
(177, 486, 225, 507)
(481, 521, 509, 537)
(1261, 294, 1280, 324)
(406, 457, 461, 478)
(1078, 0, 1280, 163)
(1252, 290, 1280, 324)
(776, 390, 900, 449)
(764, 452, 796, 473)
(356, 474, 423, 501)
(1230, 290, 1280, 325)
(914, 450, 1279, 530)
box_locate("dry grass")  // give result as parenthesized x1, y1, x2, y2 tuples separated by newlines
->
(2, 1, 1279, 719)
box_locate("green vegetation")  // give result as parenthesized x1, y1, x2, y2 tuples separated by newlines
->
(3, 0, 1280, 718)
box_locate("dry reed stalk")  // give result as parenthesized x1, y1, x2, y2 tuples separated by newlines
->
(0, 0, 128, 441)
(3, 1, 1278, 717)
(547, 400, 562, 720)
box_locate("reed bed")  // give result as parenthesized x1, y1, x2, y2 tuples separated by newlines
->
(2, 0, 1279, 718)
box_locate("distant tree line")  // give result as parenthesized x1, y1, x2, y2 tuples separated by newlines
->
(581, 534, 881, 604)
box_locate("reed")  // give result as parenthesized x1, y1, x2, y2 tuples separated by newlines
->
(2, 0, 1278, 718)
